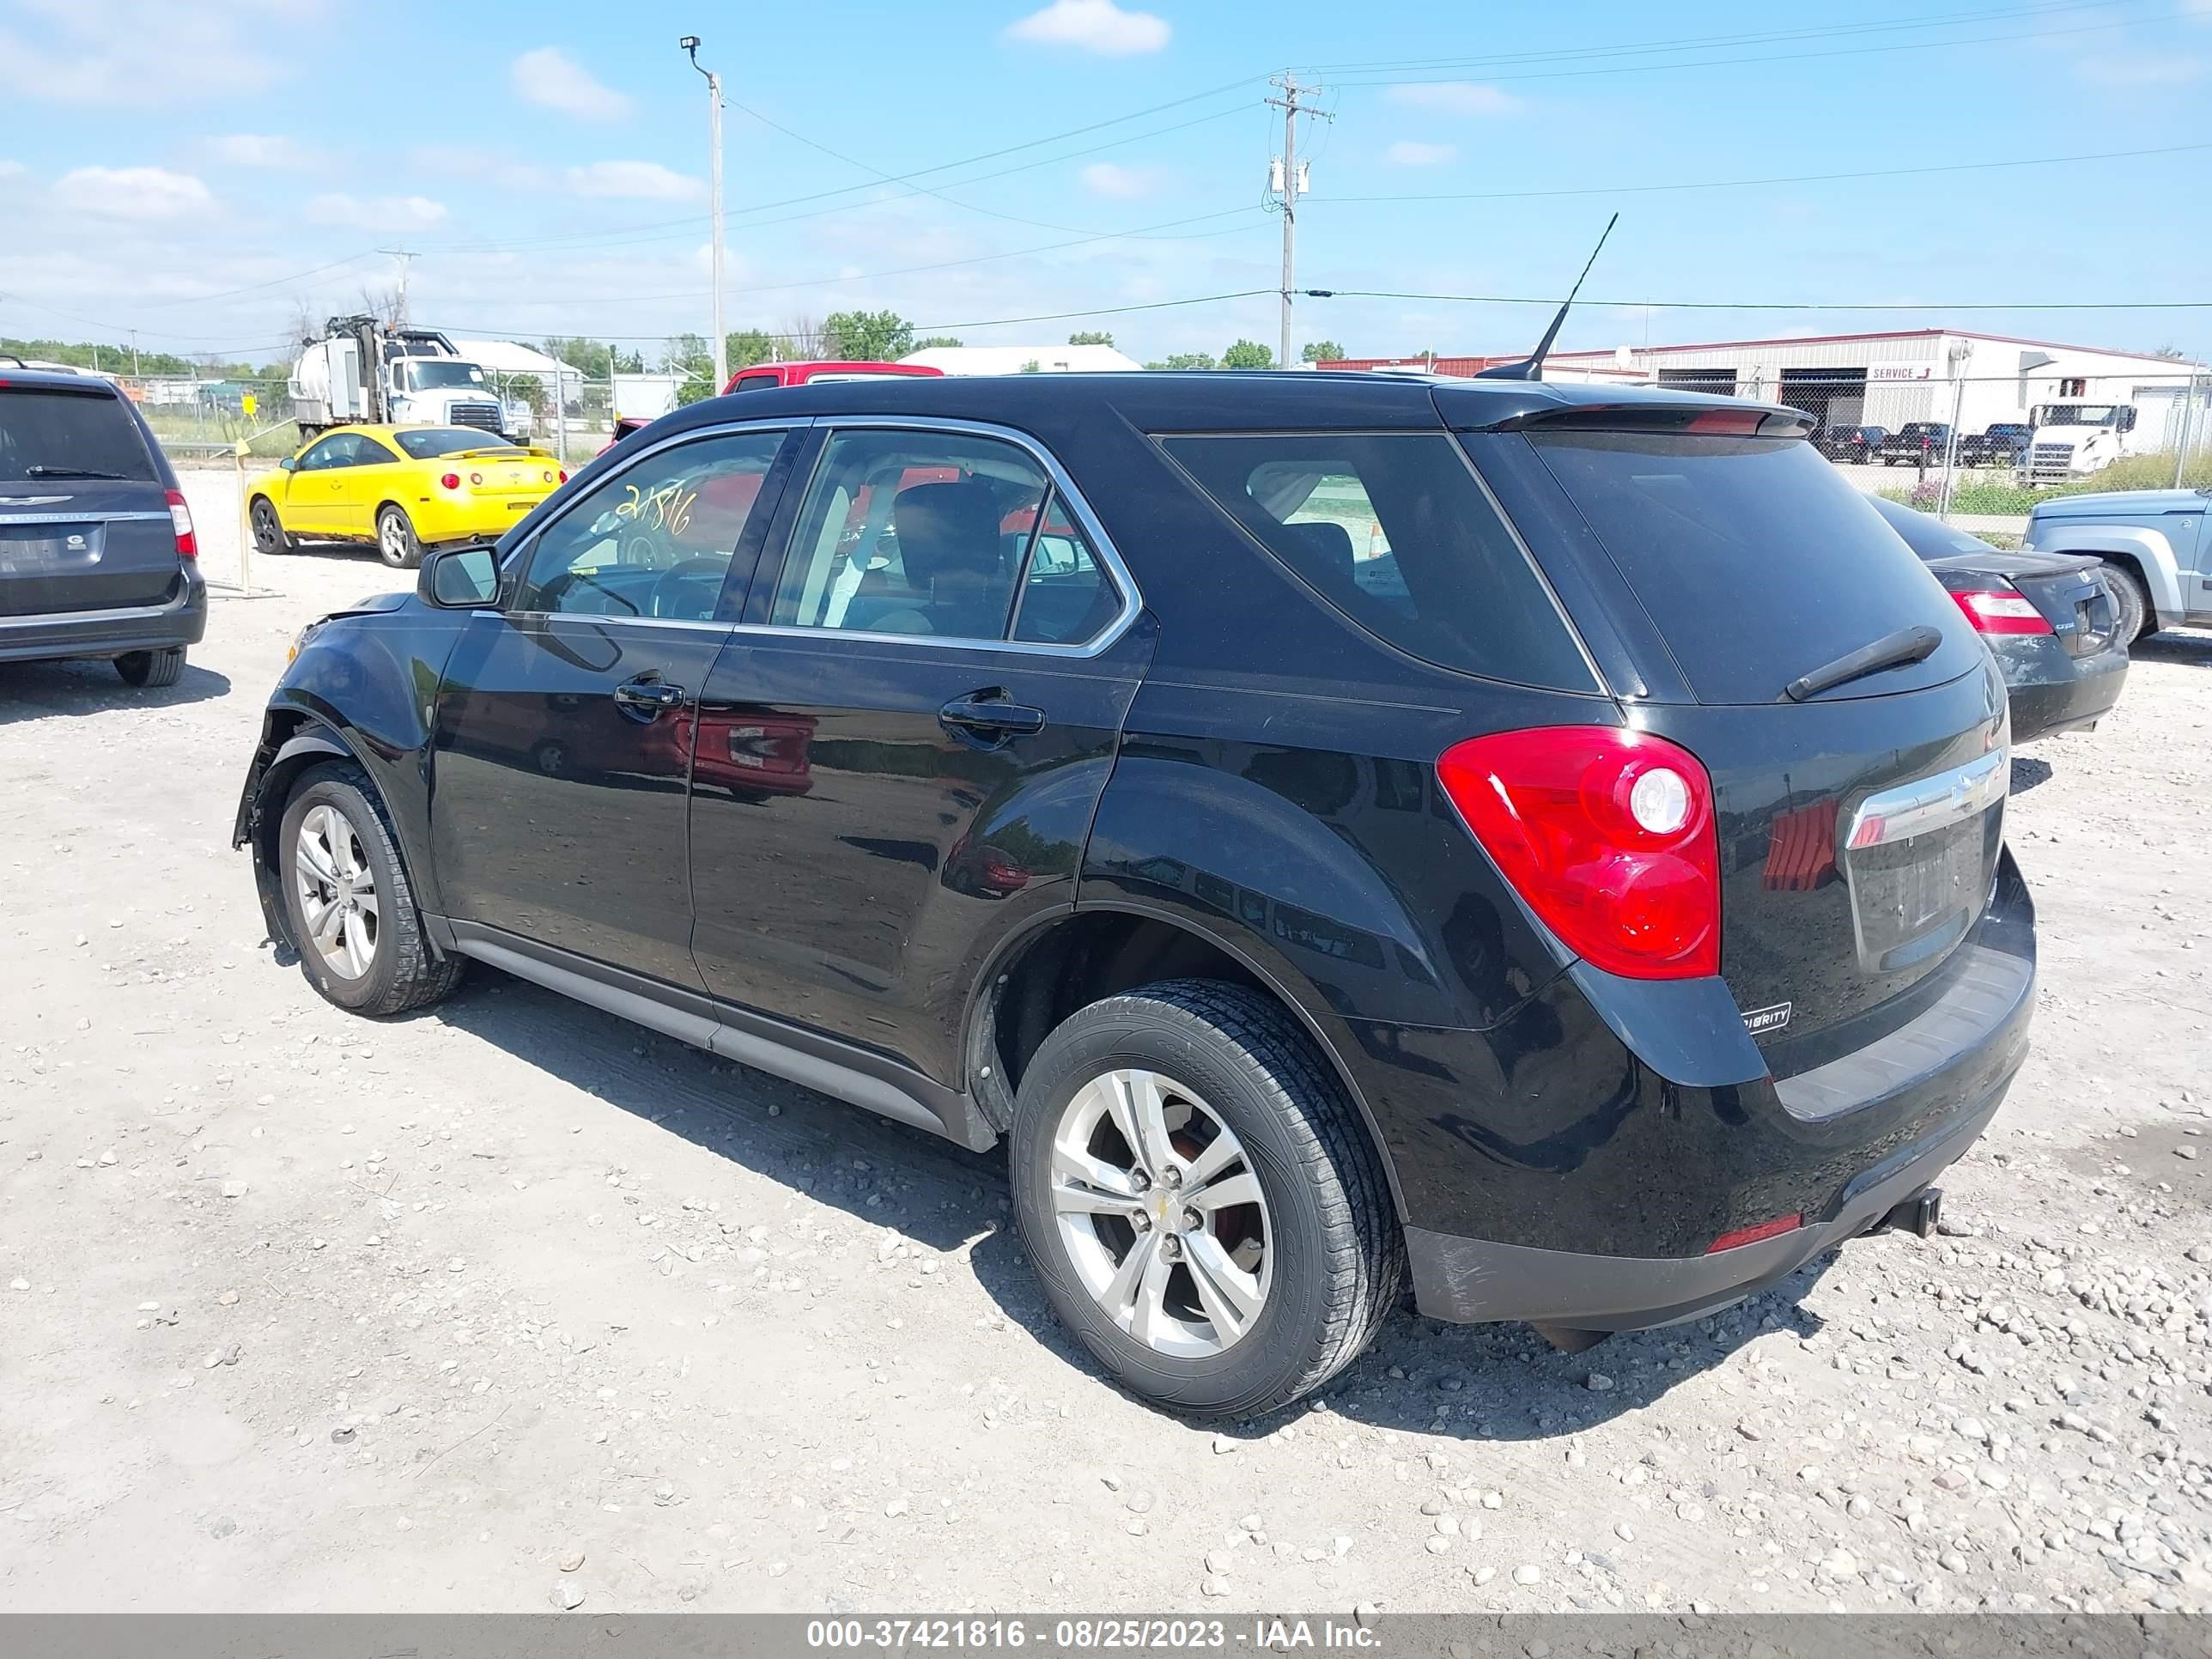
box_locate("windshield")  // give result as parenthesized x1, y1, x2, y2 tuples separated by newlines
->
(2040, 404, 2120, 427)
(403, 361, 488, 391)
(392, 428, 520, 459)
(0, 387, 157, 481)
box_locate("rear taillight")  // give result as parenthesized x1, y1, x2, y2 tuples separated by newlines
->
(439, 472, 460, 490)
(469, 471, 483, 485)
(164, 489, 197, 560)
(557, 470, 568, 483)
(1950, 586, 2052, 635)
(1436, 726, 1721, 980)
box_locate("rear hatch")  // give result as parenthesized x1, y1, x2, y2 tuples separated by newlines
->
(0, 381, 180, 617)
(1451, 398, 2008, 1064)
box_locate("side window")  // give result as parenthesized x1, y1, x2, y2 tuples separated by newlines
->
(296, 434, 354, 471)
(353, 435, 399, 465)
(734, 374, 778, 393)
(769, 428, 1048, 641)
(514, 429, 786, 620)
(1010, 489, 1121, 645)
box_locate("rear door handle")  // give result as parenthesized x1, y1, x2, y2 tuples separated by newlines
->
(939, 690, 1046, 740)
(613, 674, 686, 714)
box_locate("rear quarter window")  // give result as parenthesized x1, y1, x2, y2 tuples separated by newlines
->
(0, 387, 158, 482)
(1158, 432, 1595, 691)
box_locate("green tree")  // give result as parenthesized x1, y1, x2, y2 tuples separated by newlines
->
(1145, 351, 1218, 370)
(1300, 340, 1346, 363)
(911, 335, 964, 350)
(1068, 330, 1115, 347)
(1221, 339, 1274, 369)
(820, 309, 914, 362)
(726, 329, 780, 370)
(665, 332, 716, 405)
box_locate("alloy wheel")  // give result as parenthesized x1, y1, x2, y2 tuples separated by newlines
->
(252, 500, 283, 553)
(379, 512, 411, 565)
(293, 803, 380, 979)
(1048, 1068, 1273, 1358)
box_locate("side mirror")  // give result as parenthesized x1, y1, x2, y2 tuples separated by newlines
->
(420, 544, 500, 609)
(279, 455, 296, 471)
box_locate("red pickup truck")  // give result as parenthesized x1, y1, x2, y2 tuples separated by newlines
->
(603, 361, 945, 453)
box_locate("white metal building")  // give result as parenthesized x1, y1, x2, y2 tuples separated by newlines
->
(899, 343, 1143, 376)
(1540, 329, 2207, 447)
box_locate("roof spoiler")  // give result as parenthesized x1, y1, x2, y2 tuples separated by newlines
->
(1476, 213, 1617, 383)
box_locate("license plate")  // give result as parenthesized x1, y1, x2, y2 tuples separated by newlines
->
(1848, 821, 1989, 973)
(0, 532, 97, 575)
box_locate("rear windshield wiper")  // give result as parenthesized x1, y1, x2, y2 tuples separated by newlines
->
(1783, 624, 1943, 702)
(22, 465, 130, 480)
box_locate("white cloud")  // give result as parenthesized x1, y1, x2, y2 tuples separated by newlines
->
(566, 161, 705, 201)
(2185, 0, 2212, 19)
(0, 160, 26, 180)
(1005, 0, 1170, 55)
(56, 166, 214, 220)
(0, 0, 311, 106)
(1080, 161, 1161, 198)
(512, 46, 630, 120)
(2077, 52, 2207, 86)
(1386, 82, 1526, 118)
(205, 133, 317, 169)
(304, 192, 448, 229)
(1385, 141, 1457, 167)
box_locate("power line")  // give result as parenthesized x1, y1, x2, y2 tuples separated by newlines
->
(1297, 0, 2146, 76)
(1312, 139, 2212, 208)
(1324, 9, 2171, 88)
(1307, 289, 2212, 313)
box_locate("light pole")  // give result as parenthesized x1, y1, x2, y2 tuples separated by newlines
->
(681, 36, 726, 396)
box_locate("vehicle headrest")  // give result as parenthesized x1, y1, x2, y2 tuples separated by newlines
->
(893, 482, 1004, 584)
(1281, 520, 1356, 584)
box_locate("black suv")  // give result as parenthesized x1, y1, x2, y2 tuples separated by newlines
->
(235, 374, 2033, 1417)
(1, 367, 206, 684)
(1959, 423, 2033, 467)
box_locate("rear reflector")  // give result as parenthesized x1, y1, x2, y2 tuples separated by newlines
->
(1706, 1214, 1802, 1254)
(164, 489, 197, 560)
(1950, 586, 2052, 635)
(1436, 726, 1721, 980)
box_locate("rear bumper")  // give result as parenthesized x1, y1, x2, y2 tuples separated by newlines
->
(1992, 636, 2128, 743)
(1401, 851, 2034, 1328)
(1407, 1064, 2010, 1328)
(0, 570, 205, 663)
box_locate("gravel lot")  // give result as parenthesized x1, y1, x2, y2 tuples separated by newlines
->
(3, 468, 2209, 1615)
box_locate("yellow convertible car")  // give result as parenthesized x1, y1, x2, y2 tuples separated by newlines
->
(247, 424, 567, 569)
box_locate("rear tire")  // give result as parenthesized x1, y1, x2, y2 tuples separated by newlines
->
(115, 647, 183, 688)
(376, 505, 422, 570)
(277, 761, 462, 1017)
(1009, 979, 1402, 1418)
(2099, 561, 2152, 642)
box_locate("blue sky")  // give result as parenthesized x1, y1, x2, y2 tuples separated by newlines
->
(1, 0, 2208, 367)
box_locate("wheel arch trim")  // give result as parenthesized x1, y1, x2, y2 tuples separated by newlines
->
(963, 896, 1412, 1224)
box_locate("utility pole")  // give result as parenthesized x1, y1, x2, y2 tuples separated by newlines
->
(377, 249, 418, 324)
(681, 36, 727, 396)
(1266, 75, 1328, 371)
(127, 330, 138, 377)
(2176, 365, 2202, 489)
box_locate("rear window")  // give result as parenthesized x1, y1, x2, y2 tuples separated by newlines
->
(1523, 431, 1969, 705)
(1867, 494, 1996, 561)
(0, 387, 157, 482)
(393, 428, 521, 459)
(1158, 433, 1594, 690)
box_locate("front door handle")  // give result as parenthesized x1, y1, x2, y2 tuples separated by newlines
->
(939, 690, 1046, 741)
(613, 673, 686, 715)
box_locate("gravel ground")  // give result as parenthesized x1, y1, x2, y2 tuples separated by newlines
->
(2, 469, 2209, 1615)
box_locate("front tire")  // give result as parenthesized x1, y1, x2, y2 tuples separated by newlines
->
(115, 647, 183, 688)
(1009, 980, 1402, 1418)
(278, 761, 462, 1017)
(249, 496, 291, 556)
(376, 505, 422, 569)
(2100, 561, 2153, 642)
